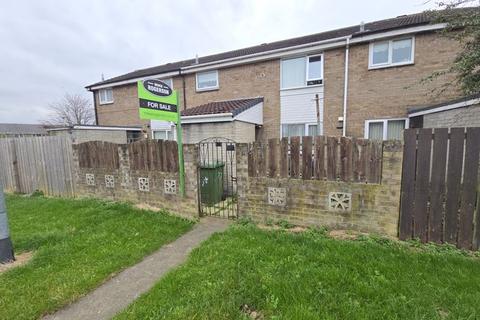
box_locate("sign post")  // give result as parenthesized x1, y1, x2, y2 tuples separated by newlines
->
(138, 79, 185, 197)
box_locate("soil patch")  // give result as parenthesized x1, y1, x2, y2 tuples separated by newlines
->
(0, 251, 34, 274)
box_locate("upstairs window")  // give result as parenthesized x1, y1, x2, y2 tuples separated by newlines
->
(369, 37, 414, 69)
(281, 54, 323, 89)
(99, 88, 113, 104)
(196, 70, 219, 91)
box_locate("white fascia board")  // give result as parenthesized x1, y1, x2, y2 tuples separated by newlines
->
(181, 113, 234, 124)
(72, 125, 142, 131)
(234, 102, 263, 125)
(350, 23, 446, 44)
(88, 71, 180, 90)
(408, 97, 480, 117)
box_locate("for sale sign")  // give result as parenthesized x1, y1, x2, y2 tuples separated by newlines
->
(138, 79, 179, 123)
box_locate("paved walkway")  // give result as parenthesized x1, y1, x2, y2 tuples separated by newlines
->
(43, 217, 231, 320)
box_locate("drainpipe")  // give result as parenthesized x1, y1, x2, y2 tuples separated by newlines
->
(0, 188, 14, 263)
(342, 36, 351, 137)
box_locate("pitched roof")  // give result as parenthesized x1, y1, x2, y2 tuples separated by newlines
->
(181, 97, 263, 117)
(0, 123, 48, 135)
(87, 10, 443, 89)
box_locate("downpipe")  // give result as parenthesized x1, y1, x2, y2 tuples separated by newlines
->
(0, 188, 14, 263)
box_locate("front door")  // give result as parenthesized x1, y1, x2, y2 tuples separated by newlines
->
(197, 137, 238, 218)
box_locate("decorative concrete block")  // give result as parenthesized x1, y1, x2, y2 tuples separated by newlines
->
(164, 179, 177, 195)
(138, 177, 149, 192)
(86, 174, 95, 186)
(328, 192, 352, 211)
(105, 175, 114, 188)
(268, 187, 286, 206)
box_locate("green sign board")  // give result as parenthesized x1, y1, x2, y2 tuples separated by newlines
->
(138, 79, 179, 122)
(137, 79, 185, 197)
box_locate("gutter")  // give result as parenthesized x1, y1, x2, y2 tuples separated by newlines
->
(342, 36, 351, 137)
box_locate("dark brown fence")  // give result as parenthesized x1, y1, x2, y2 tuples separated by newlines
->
(128, 140, 178, 172)
(78, 141, 119, 169)
(248, 136, 383, 183)
(399, 128, 480, 250)
(77, 140, 178, 172)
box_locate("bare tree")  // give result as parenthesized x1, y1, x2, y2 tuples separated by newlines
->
(44, 93, 95, 126)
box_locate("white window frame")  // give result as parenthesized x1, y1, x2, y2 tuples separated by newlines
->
(280, 54, 324, 90)
(280, 122, 322, 138)
(306, 54, 323, 83)
(368, 36, 415, 70)
(196, 70, 219, 92)
(157, 78, 173, 89)
(98, 88, 113, 105)
(364, 118, 409, 140)
(151, 128, 176, 141)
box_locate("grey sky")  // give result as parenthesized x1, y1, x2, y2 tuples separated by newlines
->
(0, 0, 438, 124)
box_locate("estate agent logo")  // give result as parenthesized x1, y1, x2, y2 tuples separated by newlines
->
(137, 79, 179, 122)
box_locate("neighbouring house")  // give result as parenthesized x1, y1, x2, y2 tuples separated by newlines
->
(86, 9, 474, 142)
(47, 125, 143, 144)
(408, 93, 480, 128)
(0, 123, 49, 138)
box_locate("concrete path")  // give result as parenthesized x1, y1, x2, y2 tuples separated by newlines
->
(43, 217, 231, 320)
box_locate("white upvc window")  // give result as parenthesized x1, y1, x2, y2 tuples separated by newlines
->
(156, 78, 173, 89)
(281, 123, 321, 138)
(98, 88, 113, 104)
(281, 54, 323, 89)
(369, 37, 414, 69)
(152, 129, 175, 141)
(196, 70, 219, 91)
(364, 118, 409, 141)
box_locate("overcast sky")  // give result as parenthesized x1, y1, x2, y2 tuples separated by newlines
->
(0, 0, 438, 124)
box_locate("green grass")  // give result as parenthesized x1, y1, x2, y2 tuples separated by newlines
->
(116, 224, 480, 320)
(0, 194, 193, 320)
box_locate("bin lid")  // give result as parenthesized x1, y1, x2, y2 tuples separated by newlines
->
(200, 162, 225, 169)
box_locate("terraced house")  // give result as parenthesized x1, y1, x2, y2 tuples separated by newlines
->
(86, 10, 466, 143)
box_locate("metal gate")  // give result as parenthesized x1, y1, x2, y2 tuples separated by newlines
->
(198, 137, 238, 218)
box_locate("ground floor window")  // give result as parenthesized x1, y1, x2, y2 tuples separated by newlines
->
(281, 123, 320, 138)
(365, 118, 408, 140)
(127, 131, 142, 143)
(152, 129, 174, 141)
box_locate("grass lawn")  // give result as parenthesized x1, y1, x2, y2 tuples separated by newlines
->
(0, 194, 193, 320)
(116, 223, 480, 320)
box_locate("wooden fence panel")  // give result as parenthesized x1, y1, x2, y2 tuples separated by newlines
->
(399, 127, 480, 250)
(247, 135, 383, 184)
(413, 129, 432, 242)
(302, 136, 313, 180)
(444, 128, 465, 245)
(399, 129, 417, 240)
(428, 128, 448, 243)
(290, 137, 300, 178)
(0, 136, 74, 197)
(458, 128, 480, 249)
(314, 136, 325, 180)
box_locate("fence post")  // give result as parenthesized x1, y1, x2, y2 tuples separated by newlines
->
(10, 140, 21, 194)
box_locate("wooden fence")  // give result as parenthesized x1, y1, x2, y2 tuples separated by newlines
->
(399, 128, 480, 250)
(248, 136, 383, 183)
(77, 140, 179, 172)
(0, 136, 75, 196)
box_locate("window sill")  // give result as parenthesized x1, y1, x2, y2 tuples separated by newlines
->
(196, 87, 219, 93)
(280, 83, 324, 91)
(368, 61, 414, 70)
(99, 101, 114, 105)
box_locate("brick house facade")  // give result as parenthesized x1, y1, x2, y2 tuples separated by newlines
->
(87, 11, 468, 142)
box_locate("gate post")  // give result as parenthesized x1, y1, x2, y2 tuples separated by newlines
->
(236, 143, 249, 218)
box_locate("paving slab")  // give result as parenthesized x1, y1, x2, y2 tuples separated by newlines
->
(42, 217, 231, 320)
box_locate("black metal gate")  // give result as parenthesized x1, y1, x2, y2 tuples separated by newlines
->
(198, 137, 238, 218)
